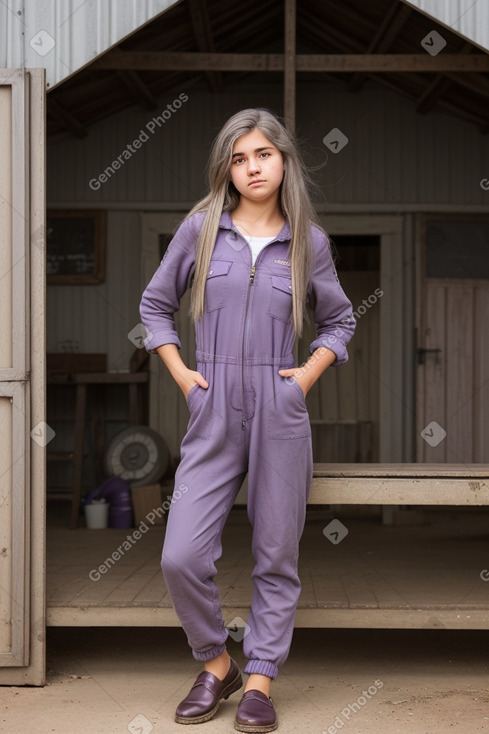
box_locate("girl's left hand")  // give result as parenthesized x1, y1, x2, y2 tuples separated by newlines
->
(278, 368, 310, 397)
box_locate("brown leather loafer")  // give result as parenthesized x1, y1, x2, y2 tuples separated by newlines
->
(234, 689, 278, 732)
(175, 657, 242, 724)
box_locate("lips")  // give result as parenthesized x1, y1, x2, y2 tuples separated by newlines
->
(248, 179, 265, 186)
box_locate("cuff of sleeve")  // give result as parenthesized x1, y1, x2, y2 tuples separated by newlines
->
(310, 337, 349, 366)
(144, 332, 181, 354)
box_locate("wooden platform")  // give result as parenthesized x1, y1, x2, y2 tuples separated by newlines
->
(310, 463, 489, 504)
(47, 507, 489, 629)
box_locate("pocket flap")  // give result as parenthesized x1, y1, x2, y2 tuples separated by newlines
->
(207, 260, 232, 278)
(270, 275, 293, 294)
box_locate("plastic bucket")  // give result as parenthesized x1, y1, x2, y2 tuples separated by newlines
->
(84, 502, 110, 529)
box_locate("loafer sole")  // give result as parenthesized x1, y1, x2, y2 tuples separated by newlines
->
(175, 671, 243, 725)
(234, 720, 278, 733)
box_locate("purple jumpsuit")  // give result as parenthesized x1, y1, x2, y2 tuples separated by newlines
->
(139, 210, 355, 679)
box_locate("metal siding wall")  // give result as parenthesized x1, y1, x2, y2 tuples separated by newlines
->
(2, 0, 178, 90)
(401, 0, 489, 53)
(47, 81, 489, 209)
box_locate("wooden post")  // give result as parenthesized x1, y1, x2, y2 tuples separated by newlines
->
(284, 0, 296, 133)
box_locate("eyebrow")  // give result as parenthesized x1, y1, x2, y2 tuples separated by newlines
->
(232, 146, 274, 158)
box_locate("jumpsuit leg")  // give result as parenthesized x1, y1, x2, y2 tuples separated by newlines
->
(242, 369, 313, 679)
(161, 364, 247, 662)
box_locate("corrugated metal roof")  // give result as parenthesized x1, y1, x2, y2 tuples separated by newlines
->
(401, 0, 489, 53)
(0, 0, 180, 89)
(40, 0, 489, 139)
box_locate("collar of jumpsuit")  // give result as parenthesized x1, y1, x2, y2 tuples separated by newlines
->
(139, 209, 354, 369)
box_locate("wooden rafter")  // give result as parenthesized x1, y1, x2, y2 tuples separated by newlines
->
(187, 0, 223, 92)
(446, 71, 489, 99)
(349, 3, 412, 92)
(47, 98, 87, 138)
(116, 69, 158, 110)
(416, 75, 452, 113)
(417, 43, 472, 113)
(299, 10, 489, 131)
(93, 52, 489, 73)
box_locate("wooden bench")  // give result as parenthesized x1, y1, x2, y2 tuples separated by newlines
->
(310, 463, 489, 505)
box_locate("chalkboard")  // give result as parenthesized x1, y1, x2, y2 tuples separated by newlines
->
(47, 210, 106, 284)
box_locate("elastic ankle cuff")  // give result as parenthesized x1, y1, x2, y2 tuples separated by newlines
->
(192, 643, 227, 662)
(243, 660, 279, 679)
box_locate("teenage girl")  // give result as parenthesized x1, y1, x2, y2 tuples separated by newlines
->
(140, 108, 355, 733)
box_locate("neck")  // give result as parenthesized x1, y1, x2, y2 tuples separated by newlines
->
(232, 196, 283, 229)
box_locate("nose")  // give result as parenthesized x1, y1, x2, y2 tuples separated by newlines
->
(247, 157, 260, 175)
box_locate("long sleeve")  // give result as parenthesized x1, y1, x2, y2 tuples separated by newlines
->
(308, 227, 356, 366)
(139, 213, 202, 352)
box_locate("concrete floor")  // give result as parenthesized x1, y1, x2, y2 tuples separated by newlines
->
(2, 626, 489, 733)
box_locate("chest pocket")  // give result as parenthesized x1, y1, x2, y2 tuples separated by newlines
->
(268, 275, 293, 322)
(205, 260, 232, 312)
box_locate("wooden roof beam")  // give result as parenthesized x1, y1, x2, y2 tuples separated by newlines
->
(446, 71, 489, 99)
(349, 3, 412, 92)
(299, 14, 489, 132)
(417, 43, 472, 113)
(93, 51, 489, 73)
(284, 0, 296, 133)
(47, 97, 88, 138)
(116, 69, 158, 110)
(416, 74, 452, 113)
(187, 0, 223, 93)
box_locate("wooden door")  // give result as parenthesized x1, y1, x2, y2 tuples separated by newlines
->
(0, 69, 46, 684)
(416, 215, 489, 462)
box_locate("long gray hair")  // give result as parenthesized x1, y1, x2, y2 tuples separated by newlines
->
(187, 108, 321, 337)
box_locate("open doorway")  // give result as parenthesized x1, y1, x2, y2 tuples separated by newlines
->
(416, 214, 489, 462)
(300, 233, 381, 463)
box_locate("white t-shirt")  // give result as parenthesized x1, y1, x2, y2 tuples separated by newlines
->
(243, 235, 276, 265)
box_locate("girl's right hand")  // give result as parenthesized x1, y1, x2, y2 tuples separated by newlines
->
(179, 369, 209, 400)
(155, 345, 209, 399)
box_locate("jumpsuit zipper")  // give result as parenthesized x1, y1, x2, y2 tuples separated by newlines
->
(236, 230, 278, 430)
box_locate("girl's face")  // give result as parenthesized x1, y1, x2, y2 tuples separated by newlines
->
(229, 128, 284, 204)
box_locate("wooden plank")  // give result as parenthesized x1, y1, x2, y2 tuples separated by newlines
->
(474, 284, 489, 461)
(0, 70, 30, 669)
(93, 52, 489, 73)
(47, 508, 489, 630)
(284, 0, 296, 133)
(312, 462, 489, 476)
(309, 476, 489, 504)
(187, 0, 223, 93)
(421, 283, 447, 461)
(69, 383, 87, 529)
(46, 605, 489, 629)
(446, 284, 474, 462)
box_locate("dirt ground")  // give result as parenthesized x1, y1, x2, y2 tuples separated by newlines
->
(1, 626, 489, 734)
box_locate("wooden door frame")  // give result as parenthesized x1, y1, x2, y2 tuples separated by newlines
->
(318, 214, 410, 463)
(0, 69, 46, 685)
